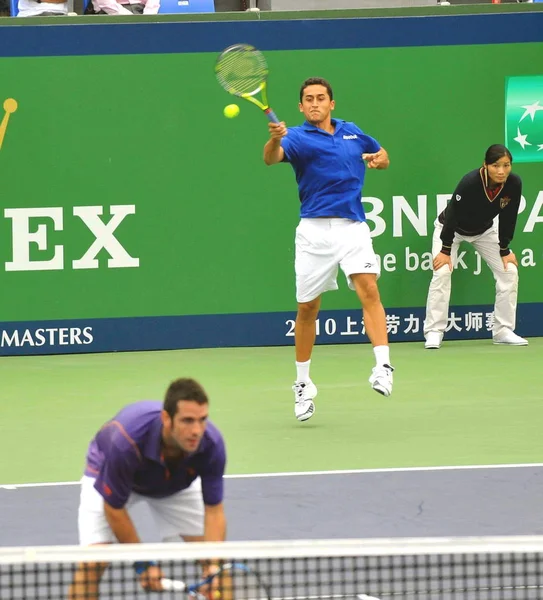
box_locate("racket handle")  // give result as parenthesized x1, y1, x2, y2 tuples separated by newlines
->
(265, 109, 280, 124)
(161, 578, 187, 591)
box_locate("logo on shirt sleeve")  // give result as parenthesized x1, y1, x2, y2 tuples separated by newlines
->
(456, 195, 461, 201)
(102, 482, 113, 496)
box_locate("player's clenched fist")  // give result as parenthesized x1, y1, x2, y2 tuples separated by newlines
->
(268, 121, 287, 139)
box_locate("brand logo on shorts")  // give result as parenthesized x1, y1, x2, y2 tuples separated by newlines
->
(505, 75, 543, 163)
(456, 195, 461, 201)
(343, 134, 358, 140)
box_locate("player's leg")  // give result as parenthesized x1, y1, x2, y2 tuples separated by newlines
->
(338, 220, 393, 397)
(68, 476, 115, 600)
(68, 562, 108, 600)
(471, 228, 527, 345)
(293, 218, 339, 420)
(295, 296, 322, 364)
(292, 295, 321, 420)
(423, 219, 459, 349)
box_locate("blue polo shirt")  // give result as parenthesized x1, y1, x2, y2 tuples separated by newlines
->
(281, 118, 380, 222)
(84, 401, 226, 509)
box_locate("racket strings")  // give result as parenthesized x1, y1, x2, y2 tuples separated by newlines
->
(215, 45, 268, 96)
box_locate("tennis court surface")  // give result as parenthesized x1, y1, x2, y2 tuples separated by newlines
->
(1, 340, 542, 598)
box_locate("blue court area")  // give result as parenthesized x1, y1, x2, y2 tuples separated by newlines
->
(1, 466, 543, 546)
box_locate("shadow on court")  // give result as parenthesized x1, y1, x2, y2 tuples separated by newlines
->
(1, 467, 542, 546)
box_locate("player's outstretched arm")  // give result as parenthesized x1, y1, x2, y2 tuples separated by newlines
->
(264, 122, 287, 165)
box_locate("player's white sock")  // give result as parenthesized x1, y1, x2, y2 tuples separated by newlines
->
(295, 360, 311, 383)
(373, 345, 390, 367)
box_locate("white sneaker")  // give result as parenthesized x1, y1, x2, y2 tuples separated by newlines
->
(369, 364, 394, 397)
(424, 331, 443, 349)
(292, 380, 317, 421)
(493, 331, 528, 346)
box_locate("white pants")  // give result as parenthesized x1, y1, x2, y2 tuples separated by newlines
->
(78, 476, 205, 545)
(295, 218, 380, 303)
(424, 219, 519, 338)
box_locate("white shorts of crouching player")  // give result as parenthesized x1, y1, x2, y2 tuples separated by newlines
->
(78, 475, 204, 545)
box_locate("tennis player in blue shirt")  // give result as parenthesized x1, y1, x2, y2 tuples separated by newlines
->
(264, 78, 394, 422)
(68, 377, 227, 599)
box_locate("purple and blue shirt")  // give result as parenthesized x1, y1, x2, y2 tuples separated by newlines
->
(85, 400, 226, 509)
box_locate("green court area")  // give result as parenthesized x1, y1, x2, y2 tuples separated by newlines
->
(0, 339, 541, 485)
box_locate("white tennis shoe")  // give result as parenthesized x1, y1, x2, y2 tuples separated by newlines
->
(493, 331, 528, 346)
(369, 364, 394, 397)
(292, 380, 317, 421)
(424, 331, 443, 349)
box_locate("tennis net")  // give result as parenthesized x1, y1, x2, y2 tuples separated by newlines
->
(2, 536, 543, 599)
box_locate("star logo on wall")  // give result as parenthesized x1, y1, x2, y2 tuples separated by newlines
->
(505, 76, 543, 163)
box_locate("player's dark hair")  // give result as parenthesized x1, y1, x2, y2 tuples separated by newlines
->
(485, 144, 513, 165)
(163, 378, 209, 418)
(300, 78, 334, 102)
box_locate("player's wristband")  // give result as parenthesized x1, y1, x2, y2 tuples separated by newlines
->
(133, 561, 158, 575)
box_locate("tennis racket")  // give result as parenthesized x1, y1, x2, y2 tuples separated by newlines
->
(160, 561, 271, 600)
(215, 43, 280, 124)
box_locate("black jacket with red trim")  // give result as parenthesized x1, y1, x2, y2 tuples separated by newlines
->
(439, 167, 522, 257)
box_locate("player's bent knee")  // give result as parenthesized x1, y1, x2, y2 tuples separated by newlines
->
(360, 286, 380, 306)
(297, 299, 320, 319)
(352, 276, 380, 305)
(504, 263, 518, 276)
(497, 264, 518, 289)
(433, 265, 452, 280)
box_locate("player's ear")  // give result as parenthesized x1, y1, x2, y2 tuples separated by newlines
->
(298, 102, 304, 113)
(161, 409, 171, 430)
(330, 100, 335, 110)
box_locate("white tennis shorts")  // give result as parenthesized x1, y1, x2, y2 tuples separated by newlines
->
(77, 475, 205, 545)
(295, 218, 380, 303)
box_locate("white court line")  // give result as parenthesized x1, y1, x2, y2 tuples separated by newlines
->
(1, 463, 543, 490)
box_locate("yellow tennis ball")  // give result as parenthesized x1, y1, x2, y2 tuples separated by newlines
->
(224, 104, 240, 119)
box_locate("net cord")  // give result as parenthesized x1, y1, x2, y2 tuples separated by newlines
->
(3, 536, 543, 566)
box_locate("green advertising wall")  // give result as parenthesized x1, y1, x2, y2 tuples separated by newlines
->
(0, 7, 542, 354)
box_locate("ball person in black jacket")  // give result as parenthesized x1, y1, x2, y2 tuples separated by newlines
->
(424, 144, 528, 349)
